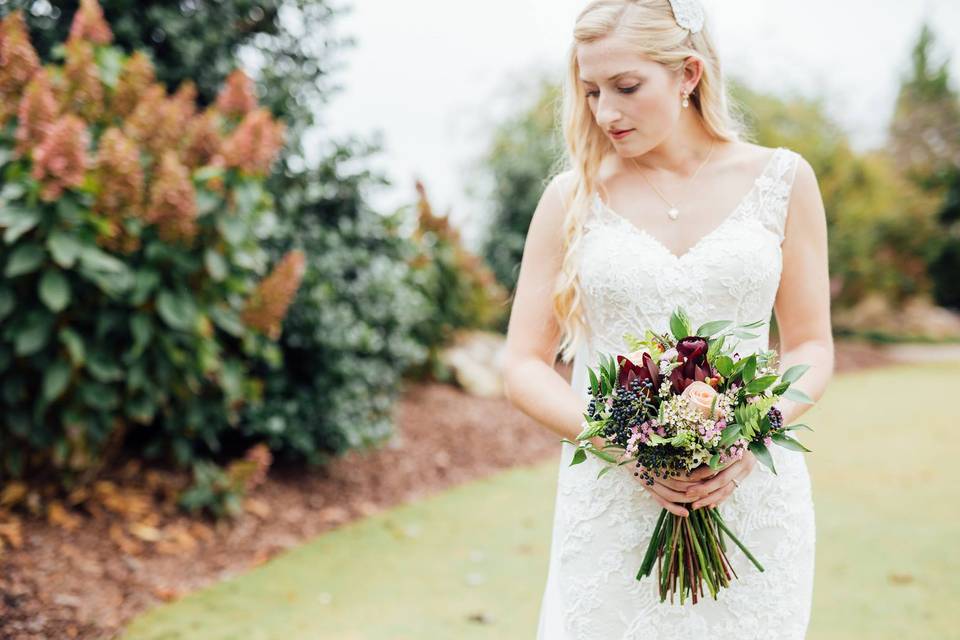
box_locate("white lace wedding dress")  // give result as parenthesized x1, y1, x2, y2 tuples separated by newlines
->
(536, 147, 816, 639)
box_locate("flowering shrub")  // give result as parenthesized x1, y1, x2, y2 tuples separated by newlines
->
(0, 7, 300, 488)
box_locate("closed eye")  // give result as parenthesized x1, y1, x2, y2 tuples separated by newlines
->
(586, 83, 641, 98)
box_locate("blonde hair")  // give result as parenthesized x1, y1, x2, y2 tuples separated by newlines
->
(552, 0, 747, 363)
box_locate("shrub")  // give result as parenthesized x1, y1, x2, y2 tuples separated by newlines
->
(0, 9, 300, 488)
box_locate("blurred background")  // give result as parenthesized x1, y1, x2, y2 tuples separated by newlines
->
(0, 0, 958, 638)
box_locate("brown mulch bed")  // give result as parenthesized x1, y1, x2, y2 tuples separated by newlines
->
(0, 339, 900, 640)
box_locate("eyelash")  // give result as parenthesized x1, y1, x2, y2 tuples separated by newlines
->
(586, 84, 641, 98)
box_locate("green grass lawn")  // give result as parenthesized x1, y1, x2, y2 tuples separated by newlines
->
(122, 361, 959, 640)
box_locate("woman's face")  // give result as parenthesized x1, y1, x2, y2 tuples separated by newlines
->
(577, 33, 687, 155)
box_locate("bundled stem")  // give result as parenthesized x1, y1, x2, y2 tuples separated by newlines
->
(639, 505, 763, 604)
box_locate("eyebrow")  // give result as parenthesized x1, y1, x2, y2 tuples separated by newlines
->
(579, 71, 638, 84)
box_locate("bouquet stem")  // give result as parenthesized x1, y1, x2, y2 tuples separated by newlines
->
(638, 505, 763, 603)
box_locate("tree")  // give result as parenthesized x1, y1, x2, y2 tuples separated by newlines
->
(888, 23, 960, 309)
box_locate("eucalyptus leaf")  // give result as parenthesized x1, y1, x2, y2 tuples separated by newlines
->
(783, 386, 814, 404)
(695, 319, 732, 337)
(714, 355, 734, 377)
(781, 364, 811, 384)
(745, 374, 779, 394)
(771, 432, 811, 453)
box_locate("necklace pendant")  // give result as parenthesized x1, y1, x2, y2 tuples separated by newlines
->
(667, 207, 679, 220)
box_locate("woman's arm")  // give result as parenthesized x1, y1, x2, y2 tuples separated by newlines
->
(502, 171, 597, 446)
(772, 155, 835, 427)
(503, 173, 697, 517)
(686, 154, 834, 510)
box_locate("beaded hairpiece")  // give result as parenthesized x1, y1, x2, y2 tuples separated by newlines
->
(667, 0, 705, 34)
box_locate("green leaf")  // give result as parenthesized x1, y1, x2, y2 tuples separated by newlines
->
(128, 314, 153, 359)
(785, 423, 814, 432)
(59, 327, 86, 366)
(748, 440, 777, 475)
(719, 422, 742, 448)
(193, 165, 225, 182)
(39, 270, 71, 312)
(87, 350, 124, 382)
(0, 287, 14, 322)
(42, 360, 72, 402)
(695, 320, 732, 337)
(47, 231, 83, 268)
(714, 355, 734, 378)
(204, 248, 228, 281)
(781, 364, 810, 384)
(209, 305, 245, 337)
(588, 367, 599, 397)
(708, 453, 722, 470)
(783, 386, 814, 404)
(570, 448, 587, 466)
(156, 289, 198, 332)
(78, 245, 126, 273)
(4, 242, 45, 277)
(15, 315, 53, 356)
(131, 268, 161, 305)
(126, 394, 157, 424)
(3, 209, 41, 244)
(588, 447, 618, 463)
(771, 431, 811, 453)
(771, 381, 790, 395)
(745, 374, 779, 394)
(669, 307, 691, 340)
(741, 355, 757, 384)
(196, 189, 221, 217)
(79, 381, 119, 411)
(597, 466, 614, 480)
(733, 330, 760, 339)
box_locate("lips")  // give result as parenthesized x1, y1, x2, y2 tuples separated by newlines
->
(610, 128, 634, 140)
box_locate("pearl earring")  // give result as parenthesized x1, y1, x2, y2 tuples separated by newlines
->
(681, 91, 690, 108)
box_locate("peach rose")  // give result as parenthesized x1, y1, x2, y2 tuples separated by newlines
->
(625, 348, 648, 364)
(680, 380, 718, 419)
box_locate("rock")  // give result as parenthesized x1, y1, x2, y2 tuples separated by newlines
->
(439, 330, 506, 398)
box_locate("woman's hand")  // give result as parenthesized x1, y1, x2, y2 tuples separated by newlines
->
(633, 464, 718, 518)
(684, 450, 757, 511)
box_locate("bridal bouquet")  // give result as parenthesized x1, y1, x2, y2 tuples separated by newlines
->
(561, 307, 813, 605)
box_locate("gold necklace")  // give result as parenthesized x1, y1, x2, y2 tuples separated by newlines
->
(630, 139, 716, 221)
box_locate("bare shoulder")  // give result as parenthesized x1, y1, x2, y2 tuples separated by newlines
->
(516, 170, 578, 263)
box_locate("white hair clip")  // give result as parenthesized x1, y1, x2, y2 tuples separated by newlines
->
(667, 0, 705, 34)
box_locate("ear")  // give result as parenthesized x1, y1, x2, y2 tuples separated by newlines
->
(680, 56, 704, 95)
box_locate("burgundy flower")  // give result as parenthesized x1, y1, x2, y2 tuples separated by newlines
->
(669, 336, 714, 394)
(617, 351, 660, 397)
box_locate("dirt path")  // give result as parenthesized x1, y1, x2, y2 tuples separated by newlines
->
(0, 339, 955, 639)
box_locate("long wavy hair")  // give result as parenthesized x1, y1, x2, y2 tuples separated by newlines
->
(552, 0, 748, 364)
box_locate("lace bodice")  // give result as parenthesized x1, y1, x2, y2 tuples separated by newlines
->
(536, 147, 816, 639)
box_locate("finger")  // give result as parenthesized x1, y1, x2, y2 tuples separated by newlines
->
(647, 490, 689, 517)
(682, 465, 721, 482)
(685, 463, 740, 500)
(648, 480, 695, 504)
(657, 476, 701, 492)
(691, 482, 735, 510)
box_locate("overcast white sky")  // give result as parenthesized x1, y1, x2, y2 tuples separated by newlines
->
(315, 0, 960, 249)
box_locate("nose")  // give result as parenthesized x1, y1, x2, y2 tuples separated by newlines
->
(595, 93, 623, 129)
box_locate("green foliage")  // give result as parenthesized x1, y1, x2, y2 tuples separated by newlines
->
(480, 78, 565, 295)
(0, 39, 285, 487)
(733, 80, 945, 308)
(404, 183, 509, 380)
(239, 183, 432, 462)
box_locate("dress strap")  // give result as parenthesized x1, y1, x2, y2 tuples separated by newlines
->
(753, 147, 801, 244)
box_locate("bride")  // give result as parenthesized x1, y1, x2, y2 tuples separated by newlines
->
(502, 0, 834, 638)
